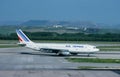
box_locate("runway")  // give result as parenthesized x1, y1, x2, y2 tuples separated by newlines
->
(0, 70, 119, 77)
(0, 47, 119, 77)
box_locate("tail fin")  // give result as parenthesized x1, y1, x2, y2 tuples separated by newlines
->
(16, 29, 32, 44)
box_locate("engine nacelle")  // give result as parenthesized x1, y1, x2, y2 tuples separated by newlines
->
(57, 50, 70, 56)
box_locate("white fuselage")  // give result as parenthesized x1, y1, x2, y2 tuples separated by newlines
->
(26, 42, 99, 54)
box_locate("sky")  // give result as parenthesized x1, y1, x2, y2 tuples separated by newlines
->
(0, 0, 120, 24)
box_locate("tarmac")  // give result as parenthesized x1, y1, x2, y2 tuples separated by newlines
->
(0, 47, 119, 77)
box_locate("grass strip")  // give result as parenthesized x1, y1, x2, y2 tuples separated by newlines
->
(78, 66, 100, 69)
(65, 58, 120, 63)
(97, 46, 120, 51)
(98, 46, 120, 48)
(0, 45, 19, 48)
(0, 40, 120, 44)
(99, 48, 120, 51)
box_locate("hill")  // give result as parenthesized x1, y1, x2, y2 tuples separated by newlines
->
(0, 20, 120, 34)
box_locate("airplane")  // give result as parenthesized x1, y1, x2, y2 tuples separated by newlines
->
(16, 29, 99, 56)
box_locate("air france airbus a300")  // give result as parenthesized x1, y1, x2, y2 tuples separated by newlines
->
(16, 29, 99, 56)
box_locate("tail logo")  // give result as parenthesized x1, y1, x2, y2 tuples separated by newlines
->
(16, 29, 30, 43)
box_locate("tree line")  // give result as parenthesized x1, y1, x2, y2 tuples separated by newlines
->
(0, 31, 120, 41)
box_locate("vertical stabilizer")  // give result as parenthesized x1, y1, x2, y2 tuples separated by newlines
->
(16, 29, 32, 44)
